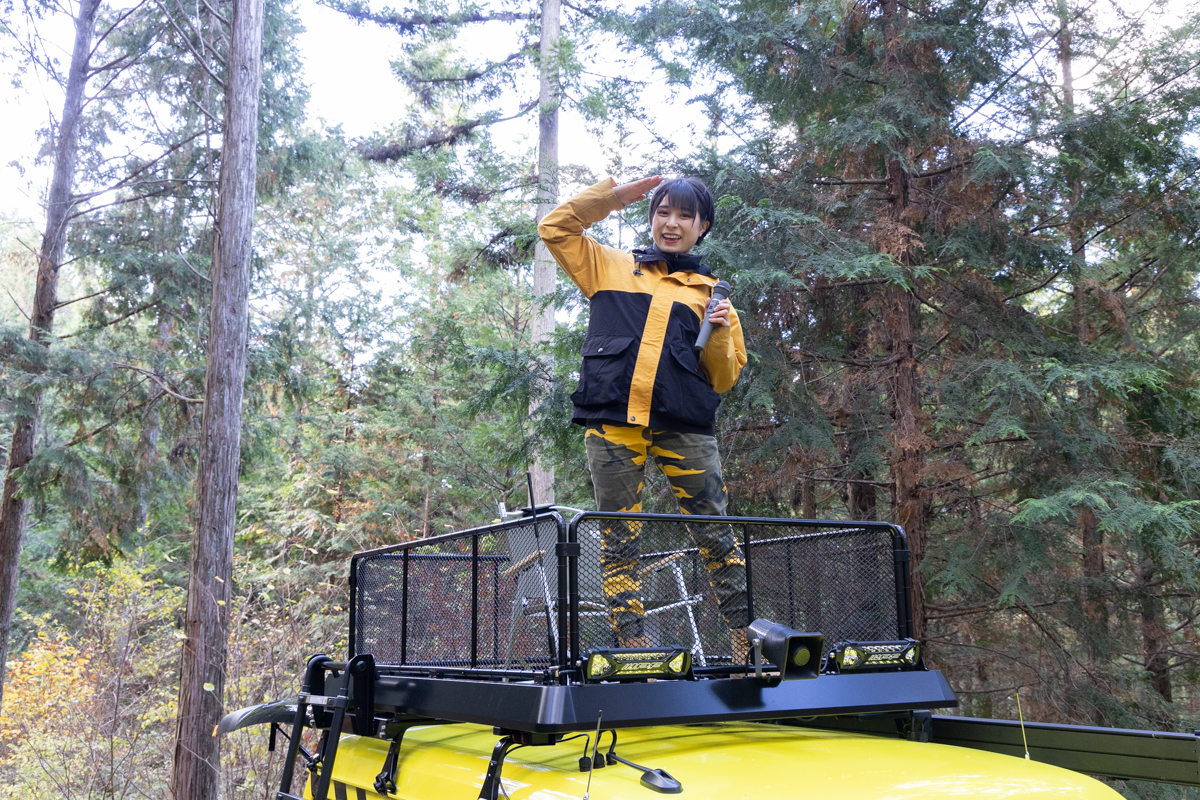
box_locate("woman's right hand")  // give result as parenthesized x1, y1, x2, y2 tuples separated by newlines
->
(612, 176, 662, 207)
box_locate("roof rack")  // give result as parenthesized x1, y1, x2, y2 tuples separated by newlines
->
(348, 507, 918, 684)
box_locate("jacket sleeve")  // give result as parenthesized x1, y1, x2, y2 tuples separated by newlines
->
(699, 306, 747, 394)
(537, 178, 626, 299)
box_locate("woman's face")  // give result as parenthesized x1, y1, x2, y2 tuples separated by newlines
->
(651, 198, 709, 253)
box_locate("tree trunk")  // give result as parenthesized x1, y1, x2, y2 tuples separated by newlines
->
(800, 476, 816, 519)
(170, 0, 264, 794)
(0, 0, 101, 714)
(529, 0, 560, 506)
(847, 472, 877, 521)
(1138, 561, 1171, 702)
(1058, 5, 1108, 669)
(880, 0, 927, 639)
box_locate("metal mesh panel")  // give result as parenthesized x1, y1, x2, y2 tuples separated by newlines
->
(351, 517, 564, 672)
(571, 515, 901, 669)
(745, 523, 899, 645)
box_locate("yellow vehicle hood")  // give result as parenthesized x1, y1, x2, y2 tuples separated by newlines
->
(320, 721, 1123, 800)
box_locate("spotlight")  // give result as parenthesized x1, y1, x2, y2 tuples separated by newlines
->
(582, 647, 693, 682)
(746, 619, 824, 681)
(829, 639, 922, 673)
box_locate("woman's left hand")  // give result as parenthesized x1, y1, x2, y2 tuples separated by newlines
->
(708, 299, 732, 327)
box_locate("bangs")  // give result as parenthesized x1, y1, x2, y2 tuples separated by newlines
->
(652, 182, 703, 216)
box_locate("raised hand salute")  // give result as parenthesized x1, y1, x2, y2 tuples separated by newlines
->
(611, 175, 663, 206)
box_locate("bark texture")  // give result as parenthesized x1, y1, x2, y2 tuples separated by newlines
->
(880, 0, 928, 639)
(0, 0, 100, 713)
(169, 0, 264, 793)
(530, 0, 560, 506)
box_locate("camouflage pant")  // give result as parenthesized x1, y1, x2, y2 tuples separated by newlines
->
(584, 424, 749, 641)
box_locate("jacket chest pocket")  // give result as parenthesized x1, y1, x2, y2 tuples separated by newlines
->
(572, 335, 638, 406)
(657, 342, 720, 425)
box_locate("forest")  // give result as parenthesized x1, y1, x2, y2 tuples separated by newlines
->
(0, 0, 1199, 795)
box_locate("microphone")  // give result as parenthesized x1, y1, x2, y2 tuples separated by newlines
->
(694, 280, 732, 352)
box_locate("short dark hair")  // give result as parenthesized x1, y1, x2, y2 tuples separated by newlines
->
(648, 177, 715, 244)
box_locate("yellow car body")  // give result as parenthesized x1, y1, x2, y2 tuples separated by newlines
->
(314, 721, 1123, 800)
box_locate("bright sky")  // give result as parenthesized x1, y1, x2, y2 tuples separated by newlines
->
(0, 0, 701, 226)
(0, 0, 1191, 225)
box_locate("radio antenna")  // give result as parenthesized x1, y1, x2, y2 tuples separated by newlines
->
(1015, 688, 1030, 760)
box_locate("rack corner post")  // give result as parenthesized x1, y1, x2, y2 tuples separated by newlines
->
(401, 548, 409, 665)
(556, 517, 571, 677)
(472, 533, 480, 670)
(567, 516, 581, 676)
(742, 521, 755, 624)
(889, 525, 914, 640)
(348, 557, 359, 661)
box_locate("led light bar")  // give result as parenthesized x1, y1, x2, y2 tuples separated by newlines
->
(829, 639, 922, 673)
(582, 647, 693, 682)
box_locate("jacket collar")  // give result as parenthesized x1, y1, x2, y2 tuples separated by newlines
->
(632, 244, 714, 276)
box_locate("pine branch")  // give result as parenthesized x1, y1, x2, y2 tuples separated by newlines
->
(811, 177, 887, 186)
(61, 300, 161, 338)
(155, 0, 226, 88)
(1006, 268, 1065, 301)
(956, 0, 1098, 131)
(812, 164, 966, 187)
(55, 284, 117, 309)
(88, 0, 149, 61)
(64, 391, 163, 447)
(324, 0, 538, 33)
(4, 287, 31, 322)
(180, 255, 212, 282)
(402, 48, 529, 87)
(799, 277, 892, 291)
(560, 0, 598, 20)
(197, 0, 230, 27)
(112, 363, 203, 404)
(799, 349, 903, 368)
(933, 436, 1030, 452)
(70, 131, 206, 210)
(1119, 55, 1200, 109)
(358, 100, 537, 161)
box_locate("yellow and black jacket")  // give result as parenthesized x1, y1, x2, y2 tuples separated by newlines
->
(539, 179, 747, 436)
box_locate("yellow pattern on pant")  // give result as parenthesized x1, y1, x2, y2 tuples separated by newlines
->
(585, 423, 749, 642)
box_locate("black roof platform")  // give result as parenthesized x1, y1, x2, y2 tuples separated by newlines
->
(288, 659, 956, 735)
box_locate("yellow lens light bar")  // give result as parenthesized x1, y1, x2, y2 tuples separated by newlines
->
(830, 639, 921, 673)
(582, 647, 693, 682)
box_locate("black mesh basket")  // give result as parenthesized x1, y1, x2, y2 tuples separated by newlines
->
(568, 514, 910, 675)
(350, 512, 569, 677)
(349, 512, 911, 682)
